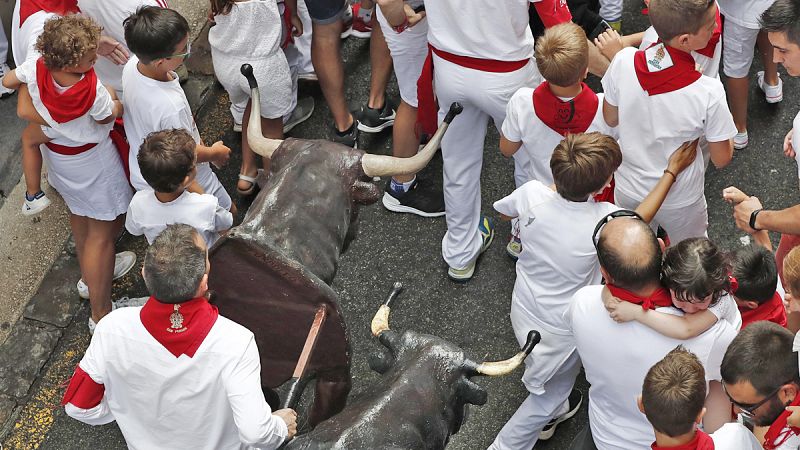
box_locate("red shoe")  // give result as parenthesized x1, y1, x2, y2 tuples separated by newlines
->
(349, 3, 373, 38)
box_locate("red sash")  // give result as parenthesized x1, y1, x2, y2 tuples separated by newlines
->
(61, 366, 105, 408)
(533, 82, 599, 137)
(740, 291, 788, 329)
(607, 284, 674, 310)
(36, 58, 98, 124)
(19, 0, 78, 27)
(416, 45, 529, 136)
(694, 8, 722, 59)
(764, 395, 800, 450)
(110, 118, 131, 182)
(634, 43, 702, 96)
(140, 296, 219, 358)
(531, 0, 573, 28)
(45, 141, 96, 155)
(651, 430, 715, 450)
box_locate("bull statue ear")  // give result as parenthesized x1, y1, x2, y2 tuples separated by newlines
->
(457, 378, 488, 406)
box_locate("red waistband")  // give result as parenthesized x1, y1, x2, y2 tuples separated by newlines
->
(45, 141, 97, 155)
(430, 45, 529, 73)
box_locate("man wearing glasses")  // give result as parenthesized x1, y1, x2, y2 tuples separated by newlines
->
(721, 321, 800, 450)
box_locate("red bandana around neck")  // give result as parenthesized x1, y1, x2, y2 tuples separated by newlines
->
(651, 430, 715, 450)
(634, 42, 701, 96)
(532, 82, 599, 137)
(740, 291, 788, 329)
(694, 8, 722, 59)
(140, 296, 219, 358)
(36, 58, 98, 124)
(607, 284, 674, 311)
(764, 395, 800, 450)
(19, 0, 79, 27)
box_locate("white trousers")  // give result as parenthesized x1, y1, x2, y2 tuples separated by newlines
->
(599, 0, 623, 22)
(614, 189, 709, 244)
(488, 351, 581, 450)
(0, 19, 8, 64)
(434, 55, 540, 268)
(376, 7, 428, 107)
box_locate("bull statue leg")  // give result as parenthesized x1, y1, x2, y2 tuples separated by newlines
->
(309, 368, 352, 427)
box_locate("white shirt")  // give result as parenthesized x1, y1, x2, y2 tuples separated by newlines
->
(640, 26, 721, 79)
(125, 190, 233, 246)
(710, 423, 763, 449)
(425, 0, 534, 61)
(502, 87, 614, 186)
(792, 111, 800, 182)
(708, 294, 742, 330)
(718, 0, 775, 29)
(567, 285, 738, 450)
(65, 307, 288, 450)
(602, 47, 736, 208)
(11, 1, 56, 64)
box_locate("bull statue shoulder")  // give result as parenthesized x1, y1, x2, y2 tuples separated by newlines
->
(208, 65, 463, 426)
(285, 283, 540, 450)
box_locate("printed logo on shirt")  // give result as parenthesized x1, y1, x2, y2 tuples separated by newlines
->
(645, 43, 674, 72)
(525, 216, 536, 227)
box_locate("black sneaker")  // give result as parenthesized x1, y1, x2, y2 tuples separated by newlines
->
(331, 122, 359, 148)
(539, 389, 583, 441)
(382, 178, 445, 217)
(357, 100, 396, 133)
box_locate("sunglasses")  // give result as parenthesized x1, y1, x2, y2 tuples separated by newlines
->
(165, 41, 192, 59)
(722, 381, 791, 418)
(592, 209, 644, 251)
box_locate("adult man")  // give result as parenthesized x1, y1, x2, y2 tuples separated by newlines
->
(62, 224, 296, 449)
(566, 213, 738, 450)
(721, 322, 800, 450)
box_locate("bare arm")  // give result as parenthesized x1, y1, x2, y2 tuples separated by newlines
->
(16, 85, 48, 126)
(587, 39, 610, 77)
(604, 291, 718, 339)
(285, 0, 303, 36)
(377, 0, 425, 28)
(634, 140, 698, 223)
(499, 136, 523, 158)
(703, 381, 733, 433)
(2, 68, 22, 89)
(196, 141, 231, 168)
(724, 188, 800, 235)
(602, 99, 619, 127)
(708, 139, 734, 169)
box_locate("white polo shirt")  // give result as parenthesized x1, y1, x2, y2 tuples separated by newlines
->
(601, 47, 736, 208)
(640, 26, 721, 79)
(567, 285, 738, 450)
(502, 87, 614, 186)
(711, 423, 763, 449)
(718, 0, 775, 29)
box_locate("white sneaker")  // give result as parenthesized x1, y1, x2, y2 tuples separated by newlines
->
(88, 317, 97, 335)
(76, 251, 137, 299)
(0, 63, 14, 99)
(733, 130, 749, 150)
(22, 191, 51, 216)
(232, 121, 242, 133)
(757, 71, 783, 103)
(112, 296, 148, 309)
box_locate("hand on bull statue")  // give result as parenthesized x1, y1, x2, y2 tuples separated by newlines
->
(274, 408, 298, 440)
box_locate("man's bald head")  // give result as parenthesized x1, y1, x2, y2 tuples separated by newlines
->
(597, 217, 662, 290)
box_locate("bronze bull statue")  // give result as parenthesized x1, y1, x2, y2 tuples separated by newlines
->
(208, 65, 463, 426)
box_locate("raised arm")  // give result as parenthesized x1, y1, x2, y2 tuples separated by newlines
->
(634, 139, 698, 223)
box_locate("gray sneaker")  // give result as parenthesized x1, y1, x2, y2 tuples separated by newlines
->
(283, 97, 315, 134)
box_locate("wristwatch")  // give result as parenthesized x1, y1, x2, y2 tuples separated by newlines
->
(749, 208, 763, 231)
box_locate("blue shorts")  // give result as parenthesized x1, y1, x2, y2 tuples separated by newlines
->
(306, 0, 347, 24)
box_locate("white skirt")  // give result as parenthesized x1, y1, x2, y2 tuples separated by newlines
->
(41, 139, 133, 221)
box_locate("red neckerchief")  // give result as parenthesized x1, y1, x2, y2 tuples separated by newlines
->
(651, 430, 715, 450)
(36, 58, 98, 124)
(740, 291, 788, 329)
(19, 0, 78, 27)
(140, 296, 219, 358)
(764, 395, 800, 450)
(694, 8, 722, 59)
(593, 178, 615, 204)
(634, 43, 701, 96)
(532, 82, 599, 137)
(607, 284, 674, 310)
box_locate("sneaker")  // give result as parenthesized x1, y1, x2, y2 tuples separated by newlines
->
(283, 97, 315, 134)
(22, 190, 51, 216)
(233, 121, 242, 133)
(298, 71, 318, 81)
(88, 317, 97, 335)
(341, 3, 353, 38)
(76, 251, 137, 299)
(357, 100, 396, 133)
(382, 178, 445, 217)
(0, 63, 14, 99)
(331, 122, 359, 148)
(733, 130, 748, 150)
(112, 296, 149, 309)
(539, 389, 584, 441)
(447, 215, 495, 282)
(506, 235, 522, 261)
(757, 71, 783, 104)
(349, 3, 373, 38)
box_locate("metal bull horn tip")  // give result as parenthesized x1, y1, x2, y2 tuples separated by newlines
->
(370, 282, 403, 337)
(473, 330, 541, 377)
(361, 102, 464, 177)
(240, 64, 283, 159)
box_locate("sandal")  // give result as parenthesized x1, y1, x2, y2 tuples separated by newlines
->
(237, 169, 263, 196)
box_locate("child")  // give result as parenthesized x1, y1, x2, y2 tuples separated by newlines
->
(488, 132, 697, 449)
(601, 0, 736, 244)
(2, 14, 133, 332)
(500, 22, 614, 259)
(126, 129, 233, 246)
(641, 346, 762, 449)
(732, 244, 788, 328)
(121, 6, 235, 213)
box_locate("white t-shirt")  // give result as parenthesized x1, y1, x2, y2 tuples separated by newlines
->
(640, 26, 721, 79)
(11, 4, 57, 64)
(425, 0, 534, 61)
(501, 87, 615, 186)
(708, 294, 743, 330)
(792, 111, 800, 181)
(602, 47, 736, 208)
(65, 307, 288, 450)
(125, 190, 233, 246)
(567, 285, 738, 450)
(710, 423, 763, 449)
(718, 0, 775, 29)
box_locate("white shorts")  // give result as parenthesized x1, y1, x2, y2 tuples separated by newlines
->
(376, 6, 428, 107)
(615, 189, 708, 244)
(722, 20, 760, 78)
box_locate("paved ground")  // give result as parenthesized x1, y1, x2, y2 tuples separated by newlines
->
(2, 1, 800, 449)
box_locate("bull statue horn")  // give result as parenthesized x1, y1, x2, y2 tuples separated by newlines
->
(471, 330, 541, 376)
(370, 282, 403, 336)
(240, 64, 283, 158)
(361, 102, 463, 177)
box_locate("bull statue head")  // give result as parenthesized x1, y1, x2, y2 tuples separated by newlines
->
(284, 283, 540, 450)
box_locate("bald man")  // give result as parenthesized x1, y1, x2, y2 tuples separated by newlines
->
(565, 213, 738, 450)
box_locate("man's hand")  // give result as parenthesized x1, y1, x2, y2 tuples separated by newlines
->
(731, 195, 764, 233)
(274, 408, 298, 439)
(666, 139, 699, 176)
(402, 4, 426, 27)
(290, 14, 303, 37)
(721, 186, 749, 205)
(209, 141, 231, 168)
(785, 129, 796, 159)
(594, 29, 624, 62)
(787, 406, 800, 428)
(97, 36, 129, 66)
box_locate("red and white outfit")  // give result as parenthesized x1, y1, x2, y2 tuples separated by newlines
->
(602, 44, 736, 243)
(62, 297, 288, 450)
(567, 285, 738, 450)
(11, 0, 76, 64)
(122, 56, 232, 211)
(376, 0, 427, 108)
(76, 0, 167, 92)
(718, 0, 776, 78)
(125, 190, 234, 246)
(422, 0, 571, 269)
(15, 58, 132, 219)
(489, 181, 619, 450)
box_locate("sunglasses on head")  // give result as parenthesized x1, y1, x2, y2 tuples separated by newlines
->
(592, 209, 644, 251)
